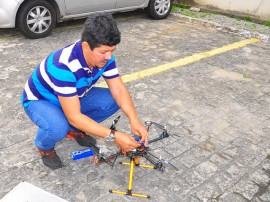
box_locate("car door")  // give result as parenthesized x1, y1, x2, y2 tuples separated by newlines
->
(116, 0, 148, 8)
(64, 0, 117, 15)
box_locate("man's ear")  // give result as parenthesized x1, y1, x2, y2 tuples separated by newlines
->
(82, 41, 91, 51)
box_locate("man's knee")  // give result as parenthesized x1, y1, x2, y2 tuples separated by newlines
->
(51, 120, 70, 142)
(40, 118, 69, 144)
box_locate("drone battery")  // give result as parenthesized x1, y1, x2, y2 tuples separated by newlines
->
(71, 148, 94, 160)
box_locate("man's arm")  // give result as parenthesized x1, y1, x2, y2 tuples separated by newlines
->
(58, 95, 140, 151)
(105, 77, 148, 145)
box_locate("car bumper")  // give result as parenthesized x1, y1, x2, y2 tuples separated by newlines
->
(0, 0, 21, 28)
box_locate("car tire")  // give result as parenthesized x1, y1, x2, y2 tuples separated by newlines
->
(146, 0, 173, 20)
(17, 0, 56, 39)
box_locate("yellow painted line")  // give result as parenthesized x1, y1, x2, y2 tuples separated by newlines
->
(96, 38, 260, 87)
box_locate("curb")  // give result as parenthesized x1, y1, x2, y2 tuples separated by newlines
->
(172, 13, 270, 41)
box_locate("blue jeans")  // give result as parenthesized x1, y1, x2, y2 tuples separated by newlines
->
(23, 87, 120, 150)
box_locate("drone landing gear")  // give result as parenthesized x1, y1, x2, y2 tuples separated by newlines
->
(109, 156, 153, 199)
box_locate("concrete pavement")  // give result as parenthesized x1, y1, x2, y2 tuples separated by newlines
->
(0, 11, 270, 201)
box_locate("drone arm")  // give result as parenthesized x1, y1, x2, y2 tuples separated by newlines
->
(144, 154, 157, 166)
(144, 151, 179, 171)
(110, 116, 121, 130)
(148, 131, 169, 144)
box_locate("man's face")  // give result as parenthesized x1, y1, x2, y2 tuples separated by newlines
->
(82, 42, 116, 69)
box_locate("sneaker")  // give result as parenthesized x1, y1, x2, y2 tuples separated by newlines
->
(38, 148, 62, 170)
(66, 131, 97, 147)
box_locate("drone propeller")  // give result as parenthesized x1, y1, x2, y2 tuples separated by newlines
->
(158, 158, 179, 171)
(144, 121, 167, 130)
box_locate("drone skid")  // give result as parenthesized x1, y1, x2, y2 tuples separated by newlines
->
(109, 156, 152, 199)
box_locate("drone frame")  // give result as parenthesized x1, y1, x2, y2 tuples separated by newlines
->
(88, 116, 178, 199)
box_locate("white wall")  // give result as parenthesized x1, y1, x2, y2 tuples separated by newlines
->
(194, 0, 270, 20)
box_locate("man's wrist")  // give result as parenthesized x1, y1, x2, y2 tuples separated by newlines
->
(130, 116, 140, 125)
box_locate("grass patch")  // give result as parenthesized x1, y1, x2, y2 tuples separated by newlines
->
(264, 21, 270, 26)
(242, 74, 251, 79)
(172, 3, 268, 28)
(200, 12, 210, 18)
(176, 4, 191, 9)
(249, 24, 257, 29)
(171, 5, 179, 13)
(209, 64, 225, 69)
(244, 16, 252, 22)
(182, 11, 197, 18)
(172, 4, 197, 18)
(172, 4, 190, 12)
(227, 13, 235, 18)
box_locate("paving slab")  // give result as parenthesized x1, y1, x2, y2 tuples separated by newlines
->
(0, 11, 269, 201)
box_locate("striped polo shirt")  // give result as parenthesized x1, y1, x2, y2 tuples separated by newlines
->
(21, 40, 119, 107)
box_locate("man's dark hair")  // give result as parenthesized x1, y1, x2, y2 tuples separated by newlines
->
(81, 13, 121, 50)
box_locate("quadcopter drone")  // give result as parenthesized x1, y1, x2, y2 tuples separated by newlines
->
(87, 116, 178, 199)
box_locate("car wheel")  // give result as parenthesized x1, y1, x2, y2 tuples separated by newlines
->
(17, 0, 56, 39)
(146, 0, 173, 20)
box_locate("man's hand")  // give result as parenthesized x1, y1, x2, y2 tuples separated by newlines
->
(114, 132, 141, 152)
(105, 77, 148, 146)
(130, 119, 148, 146)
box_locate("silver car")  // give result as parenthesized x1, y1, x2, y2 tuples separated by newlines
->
(0, 0, 173, 39)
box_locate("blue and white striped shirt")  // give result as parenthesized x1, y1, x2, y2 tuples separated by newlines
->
(21, 40, 119, 107)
